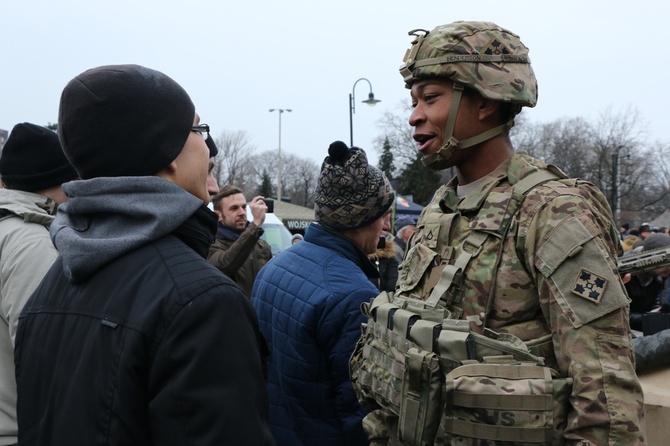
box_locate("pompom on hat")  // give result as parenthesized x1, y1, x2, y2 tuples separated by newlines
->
(314, 141, 395, 230)
(0, 122, 77, 192)
(57, 64, 196, 179)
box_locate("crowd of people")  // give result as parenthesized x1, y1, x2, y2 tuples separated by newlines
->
(619, 223, 670, 332)
(1, 18, 665, 446)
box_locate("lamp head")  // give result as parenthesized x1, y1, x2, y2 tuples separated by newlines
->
(362, 92, 381, 106)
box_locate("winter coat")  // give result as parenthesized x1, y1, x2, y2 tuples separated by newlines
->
(622, 234, 638, 252)
(208, 221, 272, 297)
(15, 177, 274, 446)
(0, 189, 59, 446)
(368, 236, 399, 292)
(252, 222, 378, 446)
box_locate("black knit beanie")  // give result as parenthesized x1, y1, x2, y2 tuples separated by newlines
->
(0, 122, 78, 192)
(58, 64, 195, 179)
(314, 141, 395, 230)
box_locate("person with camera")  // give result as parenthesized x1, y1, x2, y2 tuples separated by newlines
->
(208, 185, 273, 297)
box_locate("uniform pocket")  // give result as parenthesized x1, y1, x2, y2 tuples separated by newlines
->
(397, 243, 437, 295)
(535, 213, 628, 327)
(443, 362, 571, 446)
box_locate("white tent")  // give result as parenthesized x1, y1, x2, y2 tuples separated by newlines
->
(649, 209, 670, 228)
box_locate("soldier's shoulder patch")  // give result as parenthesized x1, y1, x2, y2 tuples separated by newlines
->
(571, 268, 607, 304)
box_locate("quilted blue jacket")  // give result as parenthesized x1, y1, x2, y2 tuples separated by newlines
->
(252, 222, 378, 446)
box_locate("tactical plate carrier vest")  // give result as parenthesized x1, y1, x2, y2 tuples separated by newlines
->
(351, 159, 576, 445)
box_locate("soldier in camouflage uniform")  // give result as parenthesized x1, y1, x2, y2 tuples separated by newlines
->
(356, 21, 645, 445)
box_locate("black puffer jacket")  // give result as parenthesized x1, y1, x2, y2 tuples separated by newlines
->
(15, 177, 274, 446)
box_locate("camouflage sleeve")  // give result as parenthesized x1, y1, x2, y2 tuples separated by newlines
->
(521, 188, 646, 445)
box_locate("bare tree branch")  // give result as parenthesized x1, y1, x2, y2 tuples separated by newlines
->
(212, 130, 257, 191)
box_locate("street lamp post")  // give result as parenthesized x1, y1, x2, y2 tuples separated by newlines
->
(611, 145, 624, 223)
(349, 78, 381, 147)
(269, 108, 292, 202)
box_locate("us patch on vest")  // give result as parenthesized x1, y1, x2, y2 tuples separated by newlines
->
(571, 269, 607, 304)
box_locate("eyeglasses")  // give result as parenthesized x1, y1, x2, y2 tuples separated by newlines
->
(191, 124, 210, 140)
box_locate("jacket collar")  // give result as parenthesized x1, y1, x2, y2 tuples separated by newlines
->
(304, 222, 379, 278)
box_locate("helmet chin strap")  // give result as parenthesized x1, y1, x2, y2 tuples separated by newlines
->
(421, 83, 510, 171)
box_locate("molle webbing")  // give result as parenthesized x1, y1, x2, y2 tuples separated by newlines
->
(426, 230, 487, 309)
(353, 293, 547, 446)
(399, 347, 441, 445)
(444, 364, 560, 444)
(427, 168, 560, 313)
(358, 319, 411, 412)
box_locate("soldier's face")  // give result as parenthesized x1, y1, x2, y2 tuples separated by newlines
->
(409, 79, 480, 160)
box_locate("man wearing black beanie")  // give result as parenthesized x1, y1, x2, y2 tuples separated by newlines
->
(15, 65, 274, 446)
(0, 122, 77, 446)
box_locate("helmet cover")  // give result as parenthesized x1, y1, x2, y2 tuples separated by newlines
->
(400, 21, 538, 108)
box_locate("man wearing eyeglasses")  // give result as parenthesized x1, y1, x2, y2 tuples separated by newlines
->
(14, 64, 274, 446)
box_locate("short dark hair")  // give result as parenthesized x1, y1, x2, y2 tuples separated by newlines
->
(212, 185, 243, 211)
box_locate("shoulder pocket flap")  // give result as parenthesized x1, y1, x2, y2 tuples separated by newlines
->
(536, 214, 629, 326)
(535, 214, 595, 277)
(397, 243, 438, 293)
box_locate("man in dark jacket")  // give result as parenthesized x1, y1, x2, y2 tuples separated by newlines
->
(208, 184, 272, 297)
(252, 141, 395, 446)
(15, 64, 274, 446)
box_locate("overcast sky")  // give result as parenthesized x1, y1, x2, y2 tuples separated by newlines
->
(2, 0, 667, 167)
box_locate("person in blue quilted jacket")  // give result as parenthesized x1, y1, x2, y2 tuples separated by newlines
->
(252, 141, 395, 446)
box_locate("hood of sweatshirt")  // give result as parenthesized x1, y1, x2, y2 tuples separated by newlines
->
(51, 176, 207, 282)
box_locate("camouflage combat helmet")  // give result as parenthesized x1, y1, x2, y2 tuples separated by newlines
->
(399, 21, 538, 170)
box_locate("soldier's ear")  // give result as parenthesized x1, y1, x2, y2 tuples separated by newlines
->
(477, 96, 499, 122)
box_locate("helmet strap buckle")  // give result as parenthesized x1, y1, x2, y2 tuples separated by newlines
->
(421, 136, 459, 169)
